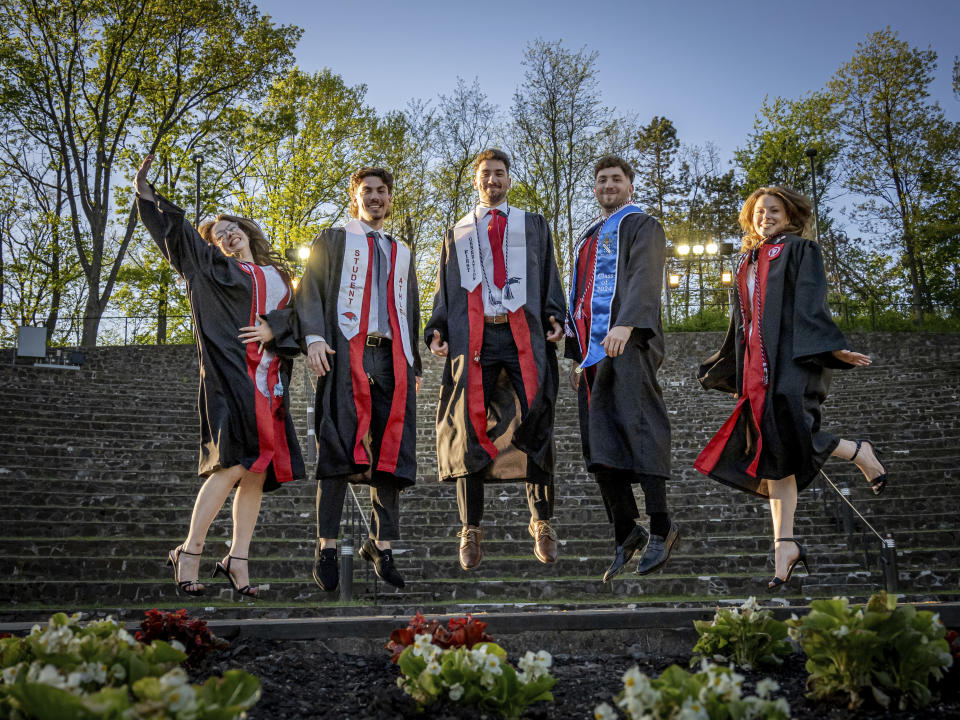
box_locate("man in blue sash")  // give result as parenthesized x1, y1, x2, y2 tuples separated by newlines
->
(565, 155, 679, 583)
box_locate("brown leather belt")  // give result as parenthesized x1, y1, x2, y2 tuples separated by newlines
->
(365, 335, 391, 346)
(483, 314, 509, 324)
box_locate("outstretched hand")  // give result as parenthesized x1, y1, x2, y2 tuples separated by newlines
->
(429, 330, 448, 358)
(546, 315, 563, 343)
(833, 349, 871, 366)
(134, 154, 155, 201)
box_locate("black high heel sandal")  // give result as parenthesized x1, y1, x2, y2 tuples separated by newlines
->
(851, 439, 888, 495)
(167, 545, 204, 596)
(767, 538, 810, 592)
(212, 555, 259, 598)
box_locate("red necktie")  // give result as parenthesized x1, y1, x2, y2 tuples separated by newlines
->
(487, 208, 506, 289)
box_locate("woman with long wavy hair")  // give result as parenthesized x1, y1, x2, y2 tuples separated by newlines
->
(134, 154, 305, 598)
(695, 186, 888, 591)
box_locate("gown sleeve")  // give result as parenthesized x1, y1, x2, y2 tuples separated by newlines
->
(423, 230, 451, 347)
(295, 231, 331, 346)
(539, 216, 566, 331)
(614, 215, 665, 336)
(136, 188, 220, 280)
(409, 251, 423, 376)
(263, 306, 301, 359)
(698, 311, 738, 394)
(792, 240, 855, 369)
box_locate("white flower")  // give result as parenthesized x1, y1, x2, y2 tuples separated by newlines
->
(170, 639, 187, 653)
(484, 654, 503, 675)
(774, 697, 790, 715)
(1, 666, 22, 685)
(834, 625, 850, 638)
(110, 663, 127, 681)
(678, 696, 709, 720)
(426, 659, 441, 676)
(594, 701, 618, 720)
(412, 633, 434, 658)
(448, 682, 464, 701)
(116, 628, 137, 646)
(165, 682, 197, 713)
(621, 665, 644, 697)
(159, 667, 189, 688)
(755, 677, 779, 698)
(481, 673, 496, 689)
(535, 649, 552, 667)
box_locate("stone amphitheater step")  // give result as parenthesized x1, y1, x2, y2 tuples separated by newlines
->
(1, 334, 959, 623)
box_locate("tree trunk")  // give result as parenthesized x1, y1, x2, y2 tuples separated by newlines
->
(80, 296, 103, 348)
(156, 280, 168, 345)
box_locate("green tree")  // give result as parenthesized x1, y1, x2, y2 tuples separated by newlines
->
(829, 27, 960, 319)
(0, 0, 299, 346)
(634, 116, 683, 223)
(508, 39, 617, 280)
(227, 67, 378, 256)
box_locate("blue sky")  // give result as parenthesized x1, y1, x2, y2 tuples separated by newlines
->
(256, 0, 959, 170)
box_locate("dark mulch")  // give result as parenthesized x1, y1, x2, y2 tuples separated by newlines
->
(190, 637, 960, 720)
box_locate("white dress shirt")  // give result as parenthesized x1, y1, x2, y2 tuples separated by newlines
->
(475, 201, 509, 316)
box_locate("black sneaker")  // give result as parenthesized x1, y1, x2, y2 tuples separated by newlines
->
(359, 539, 405, 589)
(313, 546, 339, 592)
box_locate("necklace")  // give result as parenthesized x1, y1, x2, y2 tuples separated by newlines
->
(474, 205, 512, 305)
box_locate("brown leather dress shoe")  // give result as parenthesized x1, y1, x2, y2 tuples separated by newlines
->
(529, 519, 558, 564)
(458, 525, 483, 570)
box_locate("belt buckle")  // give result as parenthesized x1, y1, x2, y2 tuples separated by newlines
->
(365, 336, 380, 346)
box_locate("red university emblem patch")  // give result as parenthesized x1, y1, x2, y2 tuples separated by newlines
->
(767, 244, 783, 259)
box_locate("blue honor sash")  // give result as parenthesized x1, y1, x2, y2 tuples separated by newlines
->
(570, 204, 643, 369)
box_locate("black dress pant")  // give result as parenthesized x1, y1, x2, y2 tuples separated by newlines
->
(456, 322, 554, 526)
(596, 470, 668, 544)
(315, 342, 404, 541)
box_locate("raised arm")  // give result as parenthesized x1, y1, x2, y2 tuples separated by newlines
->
(133, 154, 216, 278)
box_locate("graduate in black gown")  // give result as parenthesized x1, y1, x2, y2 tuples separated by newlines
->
(565, 155, 678, 583)
(134, 154, 305, 598)
(425, 149, 566, 571)
(296, 168, 421, 591)
(696, 186, 889, 591)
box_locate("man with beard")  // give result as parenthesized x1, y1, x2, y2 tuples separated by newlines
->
(297, 167, 421, 592)
(425, 148, 566, 571)
(565, 155, 678, 583)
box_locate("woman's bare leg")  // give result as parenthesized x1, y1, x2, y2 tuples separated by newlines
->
(177, 464, 246, 592)
(223, 470, 266, 593)
(768, 475, 799, 582)
(833, 439, 884, 485)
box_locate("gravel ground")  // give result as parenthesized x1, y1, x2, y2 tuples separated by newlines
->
(190, 636, 960, 720)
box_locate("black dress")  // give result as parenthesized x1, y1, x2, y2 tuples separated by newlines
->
(696, 233, 854, 497)
(137, 191, 305, 491)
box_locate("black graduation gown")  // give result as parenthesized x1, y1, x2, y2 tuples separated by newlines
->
(424, 212, 565, 482)
(696, 234, 854, 497)
(564, 212, 671, 479)
(136, 191, 305, 491)
(296, 228, 421, 487)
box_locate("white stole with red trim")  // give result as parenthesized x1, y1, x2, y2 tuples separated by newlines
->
(452, 208, 528, 312)
(336, 220, 414, 366)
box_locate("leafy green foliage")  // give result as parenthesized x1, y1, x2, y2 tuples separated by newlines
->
(396, 636, 554, 720)
(594, 660, 790, 720)
(691, 597, 792, 670)
(0, 612, 260, 719)
(786, 591, 953, 710)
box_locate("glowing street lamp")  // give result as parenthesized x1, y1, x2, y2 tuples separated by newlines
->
(668, 273, 680, 288)
(692, 244, 704, 255)
(706, 242, 719, 255)
(721, 271, 732, 286)
(676, 244, 691, 256)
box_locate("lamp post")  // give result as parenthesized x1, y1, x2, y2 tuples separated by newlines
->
(192, 152, 203, 226)
(676, 243, 691, 318)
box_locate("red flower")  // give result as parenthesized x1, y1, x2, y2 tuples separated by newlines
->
(385, 613, 494, 663)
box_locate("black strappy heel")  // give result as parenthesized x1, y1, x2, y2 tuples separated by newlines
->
(851, 439, 889, 495)
(212, 555, 259, 598)
(167, 545, 204, 596)
(767, 538, 810, 592)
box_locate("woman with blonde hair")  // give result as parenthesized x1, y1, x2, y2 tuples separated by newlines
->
(696, 185, 888, 591)
(134, 154, 305, 598)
